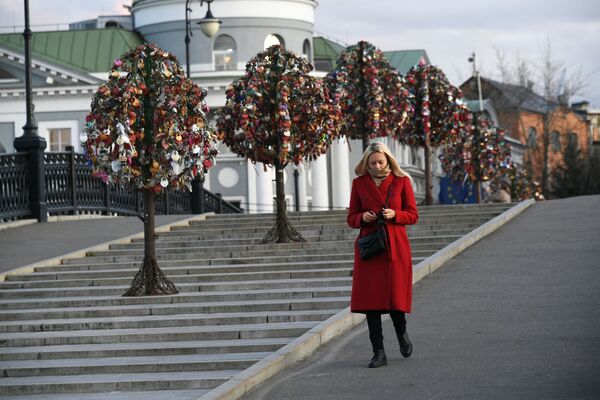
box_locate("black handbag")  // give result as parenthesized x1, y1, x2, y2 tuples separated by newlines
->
(357, 187, 392, 261)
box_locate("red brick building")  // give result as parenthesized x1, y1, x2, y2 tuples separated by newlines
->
(460, 77, 591, 195)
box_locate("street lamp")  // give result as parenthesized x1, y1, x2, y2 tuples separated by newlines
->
(13, 0, 48, 222)
(468, 52, 484, 203)
(185, 0, 222, 78)
(468, 52, 484, 112)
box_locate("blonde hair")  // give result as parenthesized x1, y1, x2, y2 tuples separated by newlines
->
(354, 141, 412, 180)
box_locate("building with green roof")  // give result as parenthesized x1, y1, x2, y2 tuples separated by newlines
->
(1, 0, 437, 218)
(312, 36, 430, 74)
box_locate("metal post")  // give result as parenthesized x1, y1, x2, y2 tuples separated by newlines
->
(216, 192, 223, 214)
(66, 145, 77, 212)
(185, 0, 192, 78)
(13, 0, 48, 222)
(103, 184, 110, 215)
(191, 176, 204, 213)
(293, 167, 300, 212)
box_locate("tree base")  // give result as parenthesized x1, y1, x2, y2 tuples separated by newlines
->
(123, 255, 179, 296)
(262, 211, 307, 244)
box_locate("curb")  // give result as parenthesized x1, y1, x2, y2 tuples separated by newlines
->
(0, 214, 119, 232)
(198, 199, 536, 400)
(0, 213, 215, 282)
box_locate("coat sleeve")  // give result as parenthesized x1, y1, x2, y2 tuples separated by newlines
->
(347, 179, 364, 229)
(394, 177, 419, 226)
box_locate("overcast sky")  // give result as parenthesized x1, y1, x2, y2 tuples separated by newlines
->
(1, 0, 599, 107)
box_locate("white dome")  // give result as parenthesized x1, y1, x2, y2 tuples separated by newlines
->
(132, 0, 317, 29)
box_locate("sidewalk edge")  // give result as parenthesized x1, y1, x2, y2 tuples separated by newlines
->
(198, 199, 535, 400)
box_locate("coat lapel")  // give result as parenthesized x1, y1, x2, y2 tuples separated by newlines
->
(378, 174, 394, 207)
(364, 175, 386, 205)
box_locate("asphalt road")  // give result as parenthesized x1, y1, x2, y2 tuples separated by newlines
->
(241, 195, 600, 400)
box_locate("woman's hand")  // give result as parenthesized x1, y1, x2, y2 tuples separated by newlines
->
(362, 211, 377, 223)
(381, 208, 395, 220)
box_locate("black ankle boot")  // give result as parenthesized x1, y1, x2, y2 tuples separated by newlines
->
(398, 332, 413, 358)
(368, 349, 387, 368)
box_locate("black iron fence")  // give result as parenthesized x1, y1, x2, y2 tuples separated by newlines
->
(0, 148, 242, 221)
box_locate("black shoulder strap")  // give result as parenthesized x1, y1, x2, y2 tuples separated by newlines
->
(384, 185, 392, 208)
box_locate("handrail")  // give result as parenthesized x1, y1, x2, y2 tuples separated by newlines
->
(0, 149, 242, 221)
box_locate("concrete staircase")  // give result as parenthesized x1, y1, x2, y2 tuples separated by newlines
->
(0, 203, 514, 399)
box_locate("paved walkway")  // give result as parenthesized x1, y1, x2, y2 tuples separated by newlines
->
(241, 195, 600, 400)
(0, 215, 192, 274)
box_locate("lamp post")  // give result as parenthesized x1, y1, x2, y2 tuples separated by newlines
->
(13, 0, 48, 222)
(468, 52, 484, 203)
(186, 0, 221, 212)
(184, 0, 222, 78)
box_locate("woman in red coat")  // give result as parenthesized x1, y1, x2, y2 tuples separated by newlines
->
(347, 142, 419, 368)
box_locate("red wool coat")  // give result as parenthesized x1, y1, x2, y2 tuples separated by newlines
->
(347, 174, 419, 313)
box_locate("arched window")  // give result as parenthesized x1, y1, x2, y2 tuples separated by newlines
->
(105, 21, 120, 28)
(302, 39, 312, 61)
(527, 127, 537, 148)
(214, 35, 237, 71)
(551, 131, 561, 152)
(264, 34, 285, 50)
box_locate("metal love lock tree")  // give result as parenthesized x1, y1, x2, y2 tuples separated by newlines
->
(402, 64, 471, 205)
(217, 45, 342, 243)
(439, 114, 512, 202)
(82, 43, 219, 296)
(324, 41, 415, 151)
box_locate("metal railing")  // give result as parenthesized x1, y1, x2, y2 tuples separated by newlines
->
(0, 148, 242, 221)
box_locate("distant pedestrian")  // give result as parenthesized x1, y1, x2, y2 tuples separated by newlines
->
(489, 177, 512, 203)
(347, 142, 419, 368)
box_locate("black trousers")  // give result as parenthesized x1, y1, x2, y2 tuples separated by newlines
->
(366, 311, 407, 352)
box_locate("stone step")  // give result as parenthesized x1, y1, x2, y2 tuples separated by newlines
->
(0, 286, 352, 311)
(192, 212, 502, 227)
(90, 242, 446, 258)
(126, 232, 463, 247)
(181, 216, 495, 230)
(0, 337, 292, 361)
(2, 352, 268, 377)
(150, 223, 479, 239)
(0, 321, 319, 347)
(0, 370, 238, 396)
(54, 252, 360, 269)
(32, 258, 354, 274)
(0, 277, 353, 298)
(0, 309, 339, 333)
(67, 247, 435, 265)
(146, 226, 475, 241)
(114, 235, 459, 250)
(0, 297, 350, 321)
(2, 266, 360, 289)
(12, 260, 354, 282)
(205, 204, 514, 220)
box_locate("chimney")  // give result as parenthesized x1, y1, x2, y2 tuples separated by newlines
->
(526, 80, 534, 90)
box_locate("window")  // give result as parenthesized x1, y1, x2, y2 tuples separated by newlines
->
(49, 128, 71, 151)
(0, 122, 14, 153)
(213, 35, 237, 71)
(264, 34, 284, 50)
(551, 131, 561, 152)
(567, 133, 578, 150)
(302, 39, 312, 61)
(314, 59, 332, 72)
(527, 127, 537, 148)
